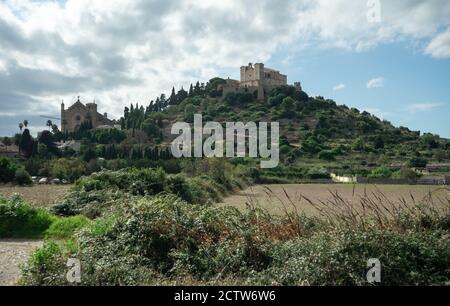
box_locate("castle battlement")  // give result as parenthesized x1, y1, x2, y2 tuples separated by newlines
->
(221, 63, 299, 100)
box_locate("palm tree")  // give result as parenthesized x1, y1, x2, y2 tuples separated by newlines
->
(23, 120, 29, 128)
(46, 120, 53, 131)
(19, 122, 23, 132)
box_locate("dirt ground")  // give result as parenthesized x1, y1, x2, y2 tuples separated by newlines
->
(0, 184, 71, 208)
(218, 184, 450, 216)
(0, 240, 43, 286)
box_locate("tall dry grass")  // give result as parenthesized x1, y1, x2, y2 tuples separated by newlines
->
(241, 185, 450, 236)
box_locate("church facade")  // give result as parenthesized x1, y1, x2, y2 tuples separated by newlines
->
(61, 98, 114, 133)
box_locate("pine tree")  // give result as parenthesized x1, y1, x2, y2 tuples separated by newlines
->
(169, 87, 177, 106)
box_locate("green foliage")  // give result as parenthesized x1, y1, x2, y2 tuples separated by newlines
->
(368, 166, 393, 179)
(0, 157, 20, 183)
(21, 194, 450, 286)
(50, 158, 87, 182)
(14, 167, 32, 185)
(261, 230, 450, 286)
(408, 157, 428, 168)
(45, 215, 91, 239)
(0, 195, 55, 238)
(318, 150, 336, 161)
(306, 167, 330, 179)
(53, 165, 242, 218)
(90, 128, 126, 144)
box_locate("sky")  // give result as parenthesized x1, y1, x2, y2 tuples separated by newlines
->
(0, 0, 449, 137)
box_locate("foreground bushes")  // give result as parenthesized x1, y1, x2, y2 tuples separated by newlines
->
(260, 230, 450, 286)
(0, 195, 90, 239)
(52, 167, 243, 217)
(21, 195, 450, 286)
(0, 195, 55, 238)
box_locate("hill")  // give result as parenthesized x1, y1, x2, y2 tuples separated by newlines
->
(117, 80, 450, 180)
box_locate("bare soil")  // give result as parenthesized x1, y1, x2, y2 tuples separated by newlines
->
(0, 184, 71, 208)
(0, 240, 43, 286)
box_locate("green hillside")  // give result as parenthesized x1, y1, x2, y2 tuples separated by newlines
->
(117, 80, 450, 180)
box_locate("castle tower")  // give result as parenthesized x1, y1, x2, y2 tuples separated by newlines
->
(254, 63, 264, 81)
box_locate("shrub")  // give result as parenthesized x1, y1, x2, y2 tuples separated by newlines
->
(21, 194, 450, 286)
(45, 215, 91, 239)
(0, 195, 55, 238)
(0, 157, 19, 183)
(408, 157, 428, 168)
(368, 166, 393, 178)
(14, 167, 32, 186)
(318, 150, 336, 161)
(50, 158, 87, 182)
(259, 230, 450, 286)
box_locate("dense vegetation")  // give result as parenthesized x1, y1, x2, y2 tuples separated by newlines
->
(3, 80, 450, 186)
(1, 79, 450, 286)
(18, 188, 450, 286)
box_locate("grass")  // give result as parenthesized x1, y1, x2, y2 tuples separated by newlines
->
(218, 184, 450, 216)
(19, 189, 450, 286)
(0, 195, 56, 239)
(44, 215, 91, 240)
(0, 194, 90, 239)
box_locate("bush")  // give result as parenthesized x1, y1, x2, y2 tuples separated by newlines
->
(260, 230, 450, 286)
(14, 167, 32, 186)
(0, 195, 55, 238)
(318, 150, 336, 161)
(408, 157, 428, 168)
(0, 157, 19, 183)
(21, 194, 450, 286)
(50, 158, 87, 182)
(368, 166, 392, 178)
(45, 215, 91, 239)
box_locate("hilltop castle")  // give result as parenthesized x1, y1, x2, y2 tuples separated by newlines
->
(220, 63, 302, 100)
(61, 97, 114, 133)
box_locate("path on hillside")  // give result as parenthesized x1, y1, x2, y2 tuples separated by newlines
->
(0, 240, 43, 286)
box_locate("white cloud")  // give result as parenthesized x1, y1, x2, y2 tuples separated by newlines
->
(0, 0, 449, 123)
(406, 103, 443, 113)
(366, 77, 384, 89)
(425, 27, 450, 58)
(333, 83, 345, 91)
(0, 112, 16, 117)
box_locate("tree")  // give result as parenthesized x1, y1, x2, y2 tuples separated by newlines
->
(408, 157, 428, 168)
(368, 166, 392, 179)
(141, 118, 161, 140)
(395, 167, 418, 181)
(184, 104, 197, 123)
(421, 133, 439, 149)
(20, 129, 34, 158)
(434, 150, 448, 162)
(19, 122, 23, 132)
(281, 97, 295, 112)
(50, 158, 87, 182)
(2, 137, 12, 151)
(169, 87, 177, 106)
(352, 137, 364, 151)
(23, 120, 29, 128)
(0, 157, 19, 183)
(14, 168, 32, 185)
(177, 87, 188, 103)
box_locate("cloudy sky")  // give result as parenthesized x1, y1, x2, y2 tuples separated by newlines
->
(0, 0, 449, 137)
